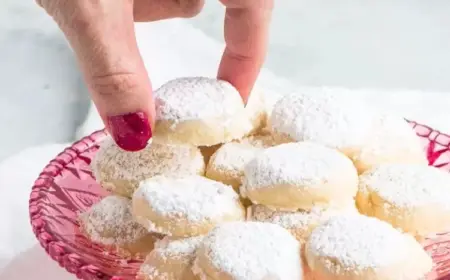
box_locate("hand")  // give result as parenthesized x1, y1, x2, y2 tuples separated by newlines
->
(37, 0, 273, 151)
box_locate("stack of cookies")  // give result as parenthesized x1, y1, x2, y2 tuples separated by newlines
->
(79, 76, 450, 280)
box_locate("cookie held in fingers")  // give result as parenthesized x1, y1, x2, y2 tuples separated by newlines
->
(152, 77, 260, 146)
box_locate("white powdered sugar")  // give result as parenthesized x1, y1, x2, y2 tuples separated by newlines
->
(307, 214, 412, 270)
(134, 175, 242, 222)
(91, 136, 204, 181)
(210, 143, 261, 176)
(154, 236, 205, 260)
(154, 77, 244, 121)
(270, 91, 374, 150)
(249, 204, 355, 232)
(242, 142, 355, 190)
(195, 221, 302, 280)
(79, 196, 148, 245)
(359, 164, 450, 209)
(353, 113, 426, 164)
(139, 236, 205, 279)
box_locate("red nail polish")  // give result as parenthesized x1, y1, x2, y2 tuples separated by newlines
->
(107, 112, 151, 152)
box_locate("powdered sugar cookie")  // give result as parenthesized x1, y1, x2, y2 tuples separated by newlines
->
(248, 204, 357, 244)
(79, 195, 160, 259)
(193, 221, 303, 280)
(132, 175, 245, 237)
(138, 236, 204, 280)
(269, 92, 374, 158)
(91, 137, 205, 198)
(352, 114, 427, 173)
(305, 214, 432, 280)
(241, 142, 359, 211)
(205, 142, 261, 190)
(357, 163, 450, 238)
(153, 77, 262, 146)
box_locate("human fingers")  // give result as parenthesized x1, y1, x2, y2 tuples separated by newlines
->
(37, 0, 154, 151)
(133, 0, 205, 21)
(218, 0, 274, 103)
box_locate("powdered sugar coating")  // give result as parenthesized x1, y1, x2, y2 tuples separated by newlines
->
(79, 196, 148, 245)
(242, 142, 357, 191)
(194, 221, 302, 280)
(270, 92, 373, 152)
(138, 236, 204, 280)
(208, 143, 260, 178)
(154, 77, 243, 121)
(248, 204, 357, 242)
(352, 114, 427, 172)
(306, 214, 416, 269)
(134, 175, 243, 223)
(91, 137, 204, 196)
(359, 164, 450, 209)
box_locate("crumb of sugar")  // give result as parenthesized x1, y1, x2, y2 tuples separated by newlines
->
(270, 92, 373, 150)
(196, 221, 302, 280)
(307, 214, 413, 270)
(79, 196, 148, 245)
(135, 176, 242, 223)
(359, 164, 450, 209)
(91, 136, 203, 181)
(210, 143, 261, 176)
(242, 142, 355, 191)
(154, 77, 243, 121)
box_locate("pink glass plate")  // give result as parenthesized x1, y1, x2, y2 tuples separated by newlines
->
(29, 121, 450, 280)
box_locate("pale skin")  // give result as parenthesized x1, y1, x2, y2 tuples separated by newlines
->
(37, 0, 274, 151)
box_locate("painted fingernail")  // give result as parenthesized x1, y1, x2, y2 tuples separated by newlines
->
(107, 112, 152, 152)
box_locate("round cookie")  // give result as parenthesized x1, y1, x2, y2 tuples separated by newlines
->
(305, 214, 432, 280)
(269, 91, 374, 158)
(248, 204, 357, 244)
(132, 175, 245, 237)
(193, 221, 303, 280)
(138, 236, 204, 280)
(241, 142, 359, 211)
(79, 195, 160, 258)
(152, 77, 263, 146)
(357, 163, 450, 238)
(91, 137, 205, 197)
(352, 114, 427, 174)
(205, 142, 261, 190)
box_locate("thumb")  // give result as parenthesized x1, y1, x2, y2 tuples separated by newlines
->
(44, 0, 154, 151)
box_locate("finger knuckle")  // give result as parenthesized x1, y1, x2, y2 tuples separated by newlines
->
(91, 72, 141, 99)
(178, 0, 205, 18)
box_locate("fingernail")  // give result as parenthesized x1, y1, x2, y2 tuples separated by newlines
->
(107, 112, 152, 152)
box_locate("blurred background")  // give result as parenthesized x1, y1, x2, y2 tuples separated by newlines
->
(1, 0, 450, 162)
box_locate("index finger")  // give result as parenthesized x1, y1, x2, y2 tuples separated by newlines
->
(217, 0, 274, 103)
